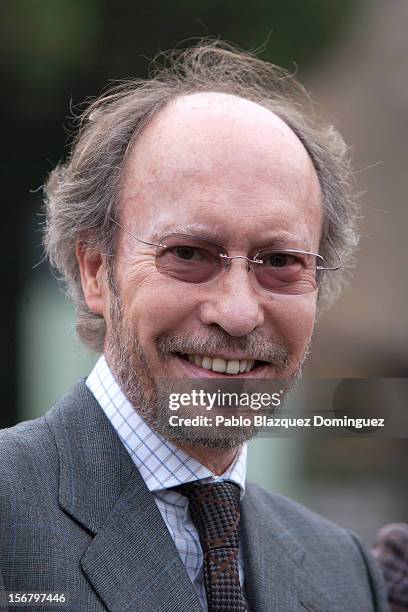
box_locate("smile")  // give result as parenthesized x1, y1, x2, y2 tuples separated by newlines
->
(176, 353, 266, 375)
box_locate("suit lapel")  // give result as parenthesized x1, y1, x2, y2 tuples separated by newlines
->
(241, 487, 342, 612)
(47, 382, 202, 612)
(80, 473, 202, 612)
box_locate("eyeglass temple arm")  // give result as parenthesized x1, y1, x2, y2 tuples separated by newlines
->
(220, 241, 342, 271)
(317, 238, 342, 271)
(109, 216, 166, 248)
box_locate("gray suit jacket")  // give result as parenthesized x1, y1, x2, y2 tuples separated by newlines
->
(0, 381, 389, 611)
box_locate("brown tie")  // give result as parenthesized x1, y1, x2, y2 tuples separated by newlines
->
(176, 481, 248, 611)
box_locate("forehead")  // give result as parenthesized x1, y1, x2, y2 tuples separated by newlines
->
(119, 92, 323, 249)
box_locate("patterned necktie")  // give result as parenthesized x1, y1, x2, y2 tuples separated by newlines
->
(176, 481, 248, 611)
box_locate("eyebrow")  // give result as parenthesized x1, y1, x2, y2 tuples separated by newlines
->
(152, 224, 312, 251)
(256, 231, 312, 251)
(151, 223, 224, 244)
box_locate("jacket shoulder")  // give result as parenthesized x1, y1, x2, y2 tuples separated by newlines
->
(0, 380, 88, 498)
(245, 482, 389, 611)
(245, 481, 369, 554)
(0, 414, 56, 476)
(246, 481, 349, 537)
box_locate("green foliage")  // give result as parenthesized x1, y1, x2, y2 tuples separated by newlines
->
(0, 0, 102, 83)
(1, 0, 359, 90)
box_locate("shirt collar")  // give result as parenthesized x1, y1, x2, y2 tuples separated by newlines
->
(86, 355, 247, 496)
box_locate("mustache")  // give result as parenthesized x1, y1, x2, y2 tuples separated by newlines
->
(156, 328, 290, 370)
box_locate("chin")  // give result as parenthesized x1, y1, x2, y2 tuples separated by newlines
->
(162, 425, 259, 449)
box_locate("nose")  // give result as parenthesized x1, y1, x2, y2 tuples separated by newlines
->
(198, 259, 264, 337)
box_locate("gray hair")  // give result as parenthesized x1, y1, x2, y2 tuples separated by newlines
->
(43, 40, 359, 352)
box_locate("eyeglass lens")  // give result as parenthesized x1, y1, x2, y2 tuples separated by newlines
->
(155, 234, 321, 295)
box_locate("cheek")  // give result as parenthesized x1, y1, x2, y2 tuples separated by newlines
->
(121, 271, 199, 341)
(268, 294, 316, 353)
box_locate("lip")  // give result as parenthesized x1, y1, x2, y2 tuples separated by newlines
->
(174, 353, 272, 379)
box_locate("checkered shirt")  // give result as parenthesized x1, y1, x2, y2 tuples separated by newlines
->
(86, 355, 247, 611)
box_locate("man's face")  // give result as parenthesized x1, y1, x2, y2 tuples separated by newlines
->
(102, 93, 323, 446)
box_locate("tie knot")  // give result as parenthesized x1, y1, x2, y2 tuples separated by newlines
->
(176, 481, 241, 551)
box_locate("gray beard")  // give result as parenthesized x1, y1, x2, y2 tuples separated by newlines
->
(105, 290, 309, 449)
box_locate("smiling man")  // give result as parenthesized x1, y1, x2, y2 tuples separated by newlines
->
(85, 90, 322, 464)
(0, 42, 389, 611)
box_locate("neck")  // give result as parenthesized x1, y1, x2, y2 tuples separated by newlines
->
(176, 443, 240, 476)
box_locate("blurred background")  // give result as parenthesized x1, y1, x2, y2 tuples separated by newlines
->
(1, 0, 407, 545)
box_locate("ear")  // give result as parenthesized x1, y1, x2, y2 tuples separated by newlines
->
(75, 241, 107, 317)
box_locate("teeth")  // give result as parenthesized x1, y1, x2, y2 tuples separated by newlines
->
(212, 358, 226, 373)
(202, 356, 212, 369)
(185, 354, 256, 374)
(226, 360, 240, 375)
(194, 355, 203, 367)
(239, 360, 247, 373)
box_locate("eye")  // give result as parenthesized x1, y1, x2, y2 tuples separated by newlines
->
(262, 252, 299, 267)
(171, 246, 206, 261)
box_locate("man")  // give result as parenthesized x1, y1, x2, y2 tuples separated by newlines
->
(0, 41, 388, 611)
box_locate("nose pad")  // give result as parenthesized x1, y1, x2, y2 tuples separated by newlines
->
(219, 254, 254, 274)
(221, 257, 231, 272)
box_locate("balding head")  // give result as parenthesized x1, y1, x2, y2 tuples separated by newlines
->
(121, 92, 323, 255)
